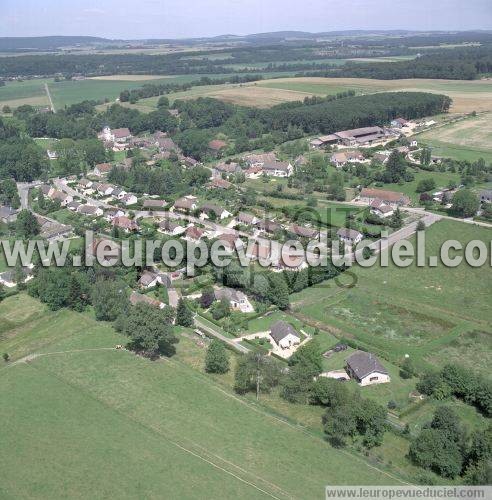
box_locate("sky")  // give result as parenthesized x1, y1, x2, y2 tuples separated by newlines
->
(2, 0, 492, 39)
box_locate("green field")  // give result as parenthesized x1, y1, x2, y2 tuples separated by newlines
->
(0, 78, 50, 108)
(0, 294, 405, 498)
(290, 220, 492, 371)
(381, 168, 461, 203)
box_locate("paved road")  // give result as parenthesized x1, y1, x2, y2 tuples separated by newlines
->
(194, 315, 249, 354)
(16, 181, 42, 210)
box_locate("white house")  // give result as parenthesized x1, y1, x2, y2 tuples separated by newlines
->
(158, 219, 186, 236)
(337, 227, 363, 245)
(262, 161, 293, 178)
(199, 203, 231, 221)
(269, 321, 301, 349)
(120, 193, 138, 206)
(214, 287, 254, 313)
(111, 187, 127, 200)
(330, 151, 365, 168)
(369, 199, 394, 218)
(345, 351, 390, 386)
(77, 205, 103, 217)
(96, 183, 114, 196)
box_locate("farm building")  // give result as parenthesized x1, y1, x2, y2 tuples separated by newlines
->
(310, 126, 394, 148)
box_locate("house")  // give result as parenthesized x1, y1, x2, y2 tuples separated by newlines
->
(51, 190, 73, 207)
(345, 351, 390, 386)
(78, 178, 93, 190)
(112, 128, 132, 143)
(46, 149, 58, 160)
(0, 205, 18, 224)
(129, 291, 164, 309)
(269, 321, 301, 349)
(120, 193, 138, 206)
(158, 219, 186, 236)
(0, 267, 33, 288)
(143, 199, 167, 209)
(330, 151, 364, 168)
(185, 226, 205, 241)
(236, 212, 258, 226)
(256, 219, 282, 235)
(373, 152, 390, 165)
(200, 203, 231, 220)
(173, 196, 197, 213)
(39, 184, 54, 197)
(155, 136, 179, 153)
(104, 208, 125, 222)
(182, 156, 199, 168)
(138, 271, 160, 289)
(213, 162, 241, 178)
(289, 224, 319, 239)
(243, 152, 277, 168)
(67, 201, 81, 211)
(208, 178, 233, 190)
(112, 216, 139, 232)
(208, 139, 227, 155)
(214, 287, 254, 313)
(244, 165, 263, 179)
(337, 227, 363, 245)
(77, 205, 103, 217)
(94, 163, 112, 176)
(111, 187, 127, 200)
(96, 183, 114, 196)
(479, 189, 492, 204)
(262, 161, 293, 178)
(359, 188, 410, 207)
(390, 118, 409, 128)
(370, 199, 394, 218)
(215, 232, 243, 252)
(36, 216, 72, 241)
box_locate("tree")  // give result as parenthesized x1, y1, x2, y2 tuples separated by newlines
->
(451, 189, 480, 217)
(383, 151, 408, 183)
(15, 209, 40, 238)
(416, 220, 426, 231)
(91, 279, 128, 321)
(210, 298, 230, 320)
(157, 96, 169, 108)
(416, 178, 436, 193)
(120, 303, 178, 358)
(311, 377, 350, 407)
(323, 403, 359, 447)
(199, 286, 215, 309)
(176, 298, 193, 327)
(400, 357, 417, 379)
(389, 207, 403, 228)
(205, 339, 229, 374)
(2, 105, 11, 114)
(0, 283, 5, 302)
(14, 264, 26, 290)
(2, 352, 9, 362)
(409, 428, 463, 478)
(234, 351, 281, 399)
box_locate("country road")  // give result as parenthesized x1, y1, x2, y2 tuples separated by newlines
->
(194, 315, 250, 354)
(44, 83, 55, 112)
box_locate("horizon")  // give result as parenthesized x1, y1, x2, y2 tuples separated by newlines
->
(3, 0, 492, 39)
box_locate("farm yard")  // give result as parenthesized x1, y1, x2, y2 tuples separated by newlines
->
(416, 112, 492, 162)
(0, 295, 404, 498)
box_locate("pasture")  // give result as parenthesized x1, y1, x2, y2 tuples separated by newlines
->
(0, 78, 50, 109)
(416, 112, 492, 163)
(290, 220, 492, 370)
(0, 294, 403, 498)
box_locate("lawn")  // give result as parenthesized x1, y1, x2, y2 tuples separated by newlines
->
(0, 295, 404, 498)
(290, 220, 492, 370)
(380, 169, 461, 203)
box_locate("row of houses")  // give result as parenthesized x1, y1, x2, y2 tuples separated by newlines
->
(77, 179, 138, 206)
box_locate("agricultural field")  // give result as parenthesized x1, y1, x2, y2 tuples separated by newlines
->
(0, 78, 50, 109)
(0, 294, 405, 499)
(290, 220, 492, 371)
(416, 112, 492, 163)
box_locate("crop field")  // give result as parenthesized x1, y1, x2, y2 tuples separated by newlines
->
(290, 220, 492, 370)
(0, 78, 50, 109)
(0, 294, 404, 498)
(416, 112, 492, 162)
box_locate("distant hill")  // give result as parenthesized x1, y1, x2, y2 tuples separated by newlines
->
(0, 36, 110, 51)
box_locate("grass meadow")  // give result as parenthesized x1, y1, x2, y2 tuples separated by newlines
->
(0, 294, 405, 498)
(290, 220, 492, 372)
